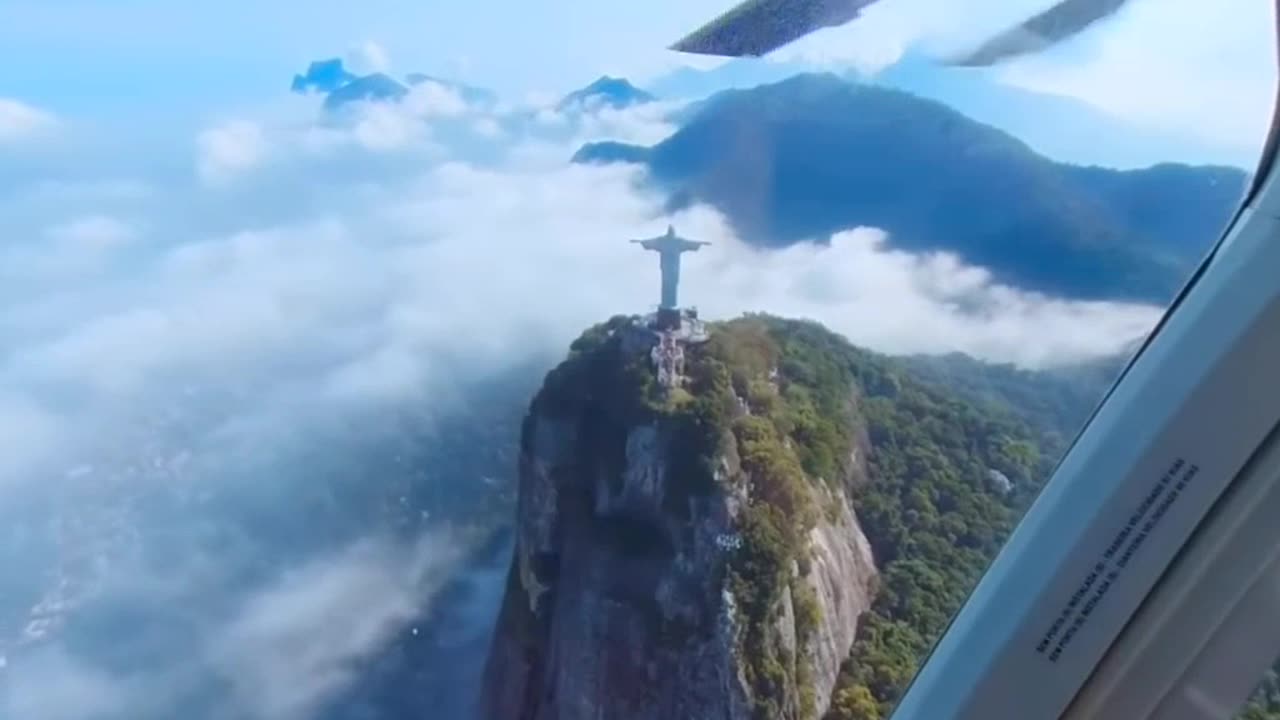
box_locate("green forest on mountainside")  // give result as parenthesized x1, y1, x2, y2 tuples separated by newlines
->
(725, 319, 1062, 720)
(531, 314, 1276, 719)
(822, 362, 1057, 719)
(751, 319, 1280, 720)
(1238, 668, 1280, 720)
(540, 314, 1088, 719)
(534, 313, 855, 719)
(674, 314, 1062, 720)
(700, 316, 862, 719)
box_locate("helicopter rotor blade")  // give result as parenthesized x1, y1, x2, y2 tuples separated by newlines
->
(946, 0, 1133, 66)
(669, 0, 884, 58)
(670, 0, 1135, 66)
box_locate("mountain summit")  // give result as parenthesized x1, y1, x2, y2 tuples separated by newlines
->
(558, 76, 657, 111)
(480, 315, 878, 719)
(291, 57, 357, 94)
(479, 314, 1064, 719)
(574, 73, 1246, 302)
(290, 57, 496, 112)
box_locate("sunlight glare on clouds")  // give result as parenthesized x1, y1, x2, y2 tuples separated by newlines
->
(766, 0, 1275, 156)
(0, 98, 57, 143)
(999, 0, 1277, 161)
(768, 0, 1061, 73)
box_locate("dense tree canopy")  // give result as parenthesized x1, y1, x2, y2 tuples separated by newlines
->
(697, 315, 1059, 719)
(536, 314, 1274, 719)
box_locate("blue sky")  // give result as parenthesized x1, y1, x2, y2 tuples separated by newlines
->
(2, 0, 1275, 165)
(0, 0, 735, 114)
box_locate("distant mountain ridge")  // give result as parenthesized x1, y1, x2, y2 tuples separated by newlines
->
(291, 58, 356, 94)
(646, 54, 1258, 168)
(575, 73, 1247, 303)
(291, 58, 497, 111)
(322, 72, 409, 111)
(557, 75, 657, 111)
(291, 60, 659, 119)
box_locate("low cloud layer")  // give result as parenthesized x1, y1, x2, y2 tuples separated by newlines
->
(213, 535, 462, 720)
(2, 533, 465, 720)
(0, 83, 1163, 718)
(197, 121, 270, 184)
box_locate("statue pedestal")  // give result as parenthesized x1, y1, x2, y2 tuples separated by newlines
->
(654, 307, 681, 331)
(618, 308, 710, 390)
(623, 308, 709, 347)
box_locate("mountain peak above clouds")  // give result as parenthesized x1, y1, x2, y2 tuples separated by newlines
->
(322, 72, 409, 111)
(557, 76, 657, 111)
(291, 58, 358, 94)
(291, 58, 496, 112)
(572, 72, 1247, 303)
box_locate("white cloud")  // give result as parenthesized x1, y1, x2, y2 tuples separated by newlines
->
(690, 228, 1160, 367)
(346, 40, 392, 74)
(0, 215, 137, 282)
(533, 106, 569, 128)
(196, 120, 268, 184)
(213, 534, 461, 720)
(575, 101, 679, 145)
(0, 99, 1157, 483)
(352, 102, 432, 151)
(291, 82, 473, 154)
(403, 80, 470, 118)
(0, 93, 1163, 718)
(474, 115, 505, 139)
(0, 98, 57, 143)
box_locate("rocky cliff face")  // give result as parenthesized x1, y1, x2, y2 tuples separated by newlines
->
(480, 316, 878, 720)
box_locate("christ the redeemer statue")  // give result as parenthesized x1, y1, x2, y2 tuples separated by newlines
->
(631, 225, 710, 310)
